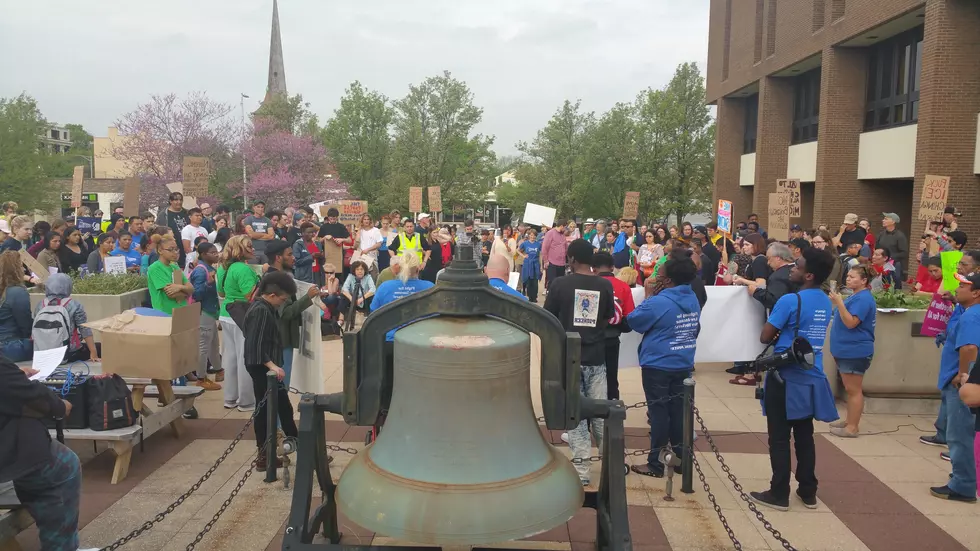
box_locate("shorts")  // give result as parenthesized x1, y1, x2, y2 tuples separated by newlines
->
(836, 356, 873, 375)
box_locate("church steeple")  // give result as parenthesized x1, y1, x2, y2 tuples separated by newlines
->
(265, 0, 287, 103)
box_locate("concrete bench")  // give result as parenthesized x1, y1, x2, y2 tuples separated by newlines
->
(0, 482, 32, 551)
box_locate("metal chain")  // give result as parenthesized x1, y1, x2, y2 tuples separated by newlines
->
(100, 388, 274, 551)
(327, 443, 359, 455)
(692, 405, 798, 551)
(692, 451, 743, 550)
(623, 393, 686, 410)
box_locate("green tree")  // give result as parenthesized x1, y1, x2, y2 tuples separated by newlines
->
(42, 123, 95, 179)
(253, 93, 319, 136)
(639, 62, 715, 222)
(579, 103, 645, 218)
(65, 123, 93, 153)
(0, 94, 57, 211)
(320, 81, 394, 212)
(514, 100, 595, 218)
(388, 71, 497, 214)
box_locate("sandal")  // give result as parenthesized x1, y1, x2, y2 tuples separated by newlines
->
(729, 375, 757, 386)
(629, 464, 664, 478)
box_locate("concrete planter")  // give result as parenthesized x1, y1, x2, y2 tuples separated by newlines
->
(824, 309, 940, 414)
(30, 288, 149, 342)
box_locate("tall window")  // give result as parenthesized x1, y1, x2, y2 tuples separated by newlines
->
(744, 94, 759, 154)
(723, 0, 733, 80)
(831, 0, 845, 21)
(766, 0, 777, 57)
(812, 0, 825, 32)
(754, 0, 764, 63)
(864, 26, 923, 131)
(792, 68, 821, 144)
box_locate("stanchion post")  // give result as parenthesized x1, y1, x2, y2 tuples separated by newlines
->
(681, 377, 695, 494)
(265, 372, 278, 483)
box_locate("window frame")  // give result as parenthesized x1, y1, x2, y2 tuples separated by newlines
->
(743, 94, 759, 154)
(791, 67, 821, 145)
(864, 26, 923, 132)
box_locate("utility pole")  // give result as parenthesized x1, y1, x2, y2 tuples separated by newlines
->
(241, 93, 249, 210)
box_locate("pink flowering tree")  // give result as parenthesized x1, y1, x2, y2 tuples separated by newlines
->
(236, 119, 347, 207)
(113, 92, 237, 209)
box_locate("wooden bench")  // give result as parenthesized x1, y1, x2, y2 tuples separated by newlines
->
(0, 482, 31, 551)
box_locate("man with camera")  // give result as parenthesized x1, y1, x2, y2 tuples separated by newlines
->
(749, 247, 839, 511)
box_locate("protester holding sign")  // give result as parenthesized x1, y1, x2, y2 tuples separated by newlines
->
(85, 234, 115, 275)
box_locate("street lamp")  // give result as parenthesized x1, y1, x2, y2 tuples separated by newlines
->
(72, 155, 94, 178)
(241, 93, 249, 210)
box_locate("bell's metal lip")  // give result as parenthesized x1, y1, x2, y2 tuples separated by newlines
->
(355, 445, 576, 492)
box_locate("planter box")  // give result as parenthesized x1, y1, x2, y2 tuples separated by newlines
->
(824, 309, 940, 399)
(30, 289, 149, 342)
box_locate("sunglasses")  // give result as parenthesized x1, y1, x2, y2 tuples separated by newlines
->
(325, 271, 335, 275)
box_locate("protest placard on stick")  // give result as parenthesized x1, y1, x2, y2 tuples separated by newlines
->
(767, 193, 790, 241)
(622, 192, 640, 220)
(181, 156, 210, 197)
(776, 179, 801, 218)
(123, 176, 141, 217)
(427, 186, 442, 212)
(409, 187, 423, 213)
(71, 166, 85, 208)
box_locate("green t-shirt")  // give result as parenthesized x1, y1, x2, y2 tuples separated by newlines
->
(147, 260, 188, 315)
(652, 254, 669, 278)
(216, 262, 260, 318)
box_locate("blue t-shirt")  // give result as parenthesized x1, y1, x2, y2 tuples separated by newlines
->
(489, 278, 527, 301)
(938, 305, 966, 389)
(625, 285, 701, 370)
(111, 246, 143, 269)
(371, 278, 435, 341)
(829, 289, 876, 359)
(768, 289, 831, 371)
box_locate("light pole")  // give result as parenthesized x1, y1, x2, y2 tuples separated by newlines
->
(241, 93, 249, 210)
(72, 155, 94, 178)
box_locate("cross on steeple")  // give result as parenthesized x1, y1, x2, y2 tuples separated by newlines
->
(265, 0, 287, 103)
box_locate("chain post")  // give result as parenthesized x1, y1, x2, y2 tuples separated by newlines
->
(265, 371, 278, 484)
(681, 377, 695, 494)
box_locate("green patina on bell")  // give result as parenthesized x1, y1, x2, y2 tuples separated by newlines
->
(336, 317, 583, 544)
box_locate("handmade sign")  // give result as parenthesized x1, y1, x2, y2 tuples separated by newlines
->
(104, 256, 127, 275)
(181, 157, 210, 197)
(622, 192, 640, 220)
(409, 187, 423, 213)
(918, 175, 949, 222)
(920, 294, 956, 337)
(427, 186, 442, 212)
(319, 200, 369, 225)
(20, 250, 49, 283)
(123, 177, 141, 217)
(776, 179, 801, 218)
(71, 166, 85, 208)
(717, 199, 733, 235)
(523, 203, 556, 228)
(767, 193, 790, 241)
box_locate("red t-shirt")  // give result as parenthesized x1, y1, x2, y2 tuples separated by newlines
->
(916, 273, 942, 294)
(305, 241, 321, 273)
(600, 273, 636, 318)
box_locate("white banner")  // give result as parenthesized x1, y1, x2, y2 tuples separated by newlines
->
(620, 285, 768, 367)
(292, 281, 325, 394)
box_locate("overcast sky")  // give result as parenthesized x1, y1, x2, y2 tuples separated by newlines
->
(0, 0, 709, 155)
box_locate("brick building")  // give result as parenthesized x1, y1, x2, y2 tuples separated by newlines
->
(707, 0, 980, 258)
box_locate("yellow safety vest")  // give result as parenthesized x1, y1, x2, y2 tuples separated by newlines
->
(397, 232, 423, 261)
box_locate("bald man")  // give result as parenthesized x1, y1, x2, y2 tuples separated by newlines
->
(486, 255, 527, 300)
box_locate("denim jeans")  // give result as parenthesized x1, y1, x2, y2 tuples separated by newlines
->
(934, 394, 948, 444)
(0, 337, 33, 362)
(568, 364, 607, 482)
(641, 367, 690, 473)
(282, 347, 294, 389)
(13, 441, 82, 551)
(941, 383, 976, 496)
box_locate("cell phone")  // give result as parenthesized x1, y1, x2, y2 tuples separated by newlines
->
(828, 280, 838, 294)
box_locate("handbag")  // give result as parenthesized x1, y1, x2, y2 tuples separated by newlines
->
(85, 374, 138, 431)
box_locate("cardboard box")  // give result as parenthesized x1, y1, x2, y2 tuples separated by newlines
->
(85, 303, 201, 380)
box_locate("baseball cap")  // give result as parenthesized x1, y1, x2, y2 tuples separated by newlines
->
(418, 213, 431, 220)
(882, 212, 901, 223)
(693, 225, 707, 235)
(954, 272, 980, 289)
(790, 224, 803, 231)
(843, 213, 859, 225)
(944, 206, 962, 216)
(0, 220, 9, 233)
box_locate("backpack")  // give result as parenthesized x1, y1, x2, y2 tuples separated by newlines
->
(33, 297, 76, 351)
(440, 242, 452, 267)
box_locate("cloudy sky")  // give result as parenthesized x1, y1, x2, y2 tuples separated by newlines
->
(0, 0, 709, 154)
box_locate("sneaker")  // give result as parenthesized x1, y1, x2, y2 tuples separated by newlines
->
(223, 402, 237, 409)
(196, 379, 222, 391)
(560, 432, 569, 443)
(929, 485, 977, 503)
(255, 454, 283, 472)
(830, 426, 859, 438)
(182, 407, 199, 420)
(749, 490, 789, 512)
(920, 435, 948, 448)
(795, 490, 818, 509)
(237, 404, 255, 413)
(940, 451, 951, 462)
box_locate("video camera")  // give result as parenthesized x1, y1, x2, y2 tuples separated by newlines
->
(754, 293, 815, 400)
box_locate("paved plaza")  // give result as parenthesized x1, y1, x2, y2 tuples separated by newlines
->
(13, 340, 975, 551)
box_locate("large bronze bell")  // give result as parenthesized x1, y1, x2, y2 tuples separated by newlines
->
(336, 317, 584, 544)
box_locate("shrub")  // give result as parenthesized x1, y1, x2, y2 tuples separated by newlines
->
(69, 272, 147, 295)
(871, 290, 931, 310)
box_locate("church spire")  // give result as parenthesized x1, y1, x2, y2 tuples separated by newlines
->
(265, 0, 287, 103)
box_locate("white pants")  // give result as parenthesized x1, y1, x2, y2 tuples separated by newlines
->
(198, 313, 220, 379)
(219, 317, 253, 408)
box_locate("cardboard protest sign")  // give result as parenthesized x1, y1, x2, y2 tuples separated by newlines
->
(776, 179, 801, 218)
(181, 157, 210, 198)
(20, 250, 49, 283)
(165, 182, 201, 209)
(104, 256, 127, 275)
(292, 281, 325, 394)
(427, 186, 442, 212)
(767, 193, 790, 241)
(717, 199, 733, 235)
(123, 176, 141, 217)
(319, 200, 369, 225)
(71, 166, 85, 208)
(523, 203, 557, 228)
(622, 192, 640, 220)
(409, 187, 423, 213)
(918, 175, 949, 222)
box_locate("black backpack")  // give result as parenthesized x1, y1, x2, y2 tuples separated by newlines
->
(85, 375, 138, 431)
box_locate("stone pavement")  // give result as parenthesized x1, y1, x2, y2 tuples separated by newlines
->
(15, 340, 976, 551)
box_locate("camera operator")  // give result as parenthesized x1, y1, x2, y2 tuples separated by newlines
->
(749, 247, 839, 511)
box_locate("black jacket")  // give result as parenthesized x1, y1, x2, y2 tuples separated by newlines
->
(0, 359, 66, 482)
(752, 263, 797, 312)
